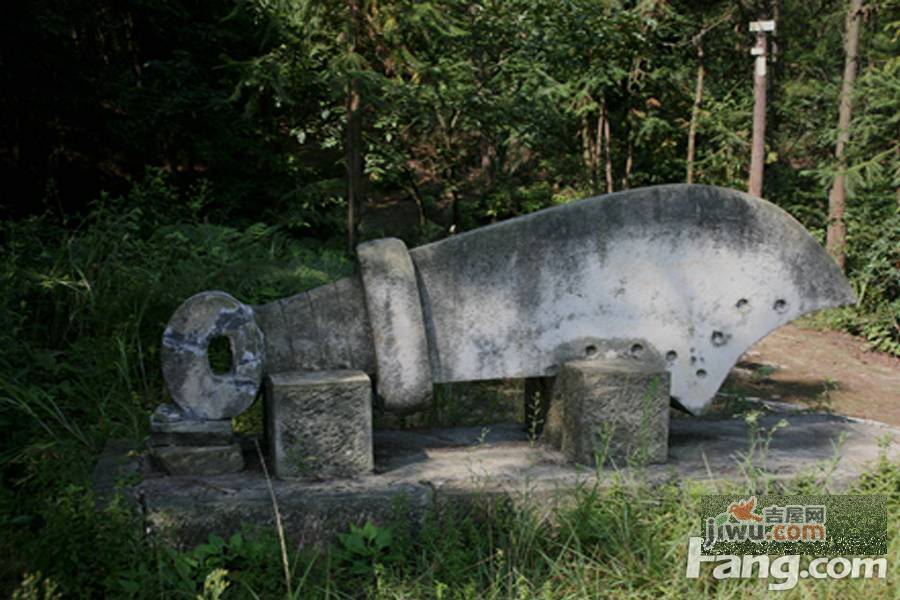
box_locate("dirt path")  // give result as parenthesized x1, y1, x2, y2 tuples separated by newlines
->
(723, 323, 900, 426)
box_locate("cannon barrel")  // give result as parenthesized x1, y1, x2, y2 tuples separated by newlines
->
(160, 184, 855, 419)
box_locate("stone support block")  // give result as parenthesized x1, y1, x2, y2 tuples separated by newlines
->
(543, 359, 670, 466)
(265, 371, 374, 479)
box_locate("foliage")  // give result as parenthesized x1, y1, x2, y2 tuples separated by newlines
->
(336, 520, 401, 577)
(0, 172, 352, 581)
(5, 445, 900, 597)
(1, 0, 900, 596)
(7, 1, 895, 348)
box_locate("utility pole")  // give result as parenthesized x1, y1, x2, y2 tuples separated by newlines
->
(747, 19, 775, 198)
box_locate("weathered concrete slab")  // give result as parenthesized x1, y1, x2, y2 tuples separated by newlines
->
(152, 444, 244, 476)
(92, 439, 142, 506)
(149, 419, 234, 447)
(265, 371, 374, 479)
(97, 413, 900, 548)
(545, 358, 670, 466)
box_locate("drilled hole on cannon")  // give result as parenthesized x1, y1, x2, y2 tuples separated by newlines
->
(630, 343, 644, 357)
(208, 335, 233, 374)
(585, 345, 598, 357)
(773, 299, 788, 313)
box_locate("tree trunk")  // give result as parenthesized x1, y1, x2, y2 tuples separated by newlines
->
(403, 173, 427, 230)
(748, 28, 768, 197)
(686, 42, 704, 184)
(581, 115, 596, 194)
(595, 110, 605, 194)
(602, 100, 614, 194)
(124, 10, 142, 88)
(480, 133, 493, 188)
(346, 0, 363, 253)
(622, 139, 633, 190)
(826, 0, 863, 271)
(346, 80, 363, 253)
(450, 188, 460, 231)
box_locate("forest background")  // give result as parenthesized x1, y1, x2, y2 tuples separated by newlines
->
(0, 0, 898, 596)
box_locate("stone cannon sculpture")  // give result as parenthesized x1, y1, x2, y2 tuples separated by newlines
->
(150, 184, 855, 477)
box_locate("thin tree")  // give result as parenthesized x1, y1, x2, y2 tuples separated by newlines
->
(826, 0, 864, 271)
(603, 99, 614, 194)
(346, 0, 364, 253)
(686, 37, 704, 184)
(686, 9, 733, 184)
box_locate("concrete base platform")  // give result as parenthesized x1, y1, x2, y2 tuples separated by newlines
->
(94, 413, 900, 548)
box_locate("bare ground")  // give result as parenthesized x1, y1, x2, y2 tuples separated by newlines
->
(721, 323, 900, 426)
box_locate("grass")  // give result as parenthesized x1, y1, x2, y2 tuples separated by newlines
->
(8, 440, 898, 599)
(9, 388, 900, 598)
(0, 183, 356, 597)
